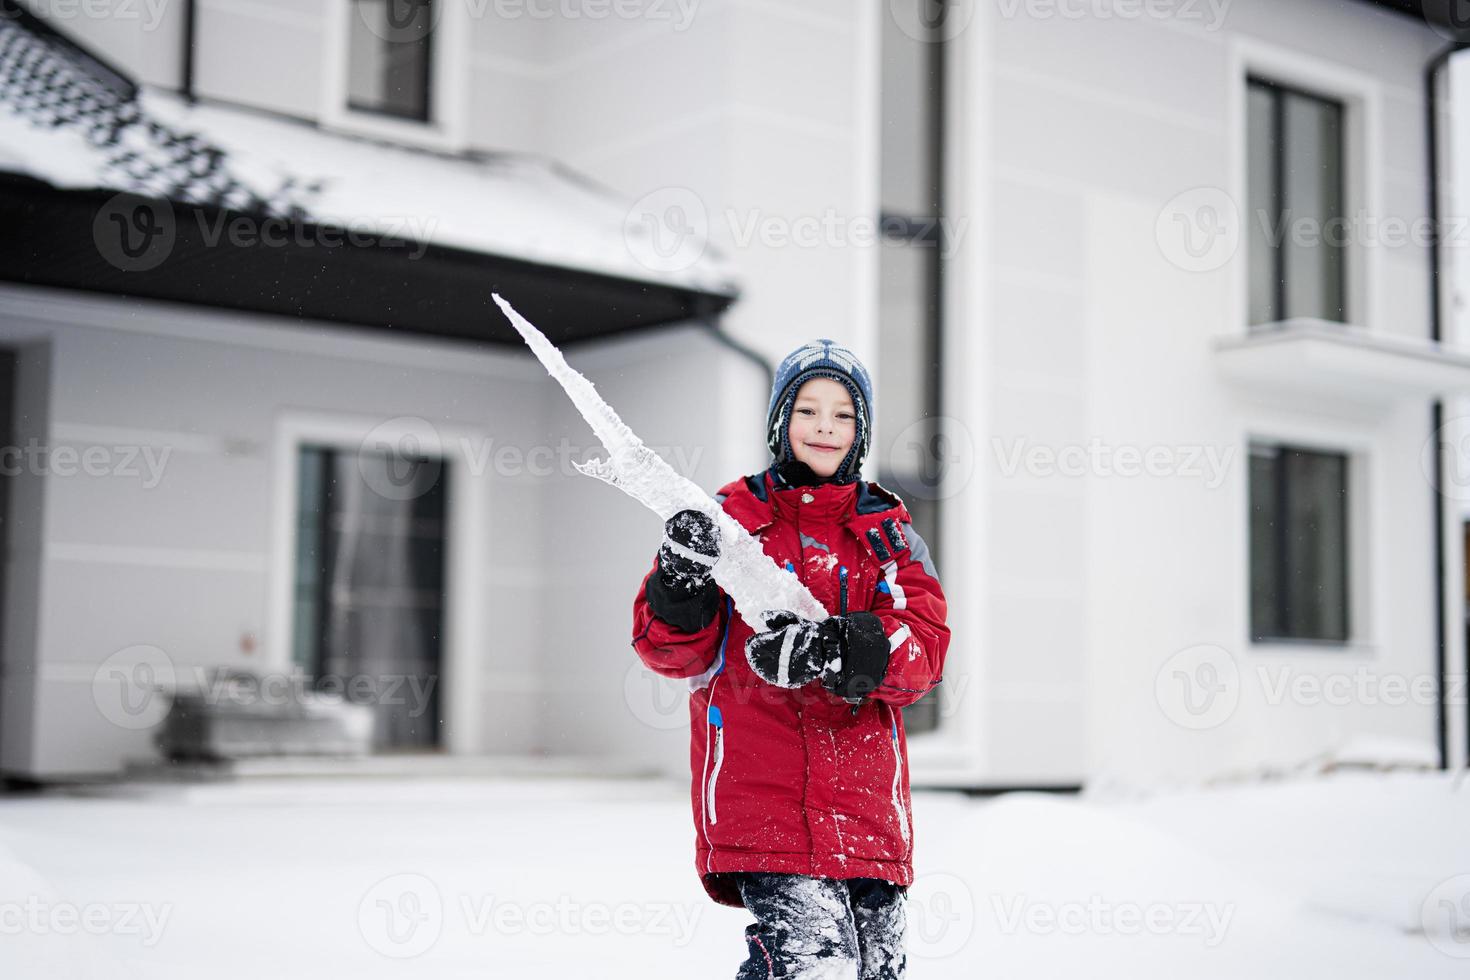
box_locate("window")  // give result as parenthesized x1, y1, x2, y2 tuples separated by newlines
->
(1246, 77, 1346, 326)
(879, 4, 949, 733)
(347, 0, 434, 122)
(294, 444, 447, 748)
(1248, 443, 1349, 643)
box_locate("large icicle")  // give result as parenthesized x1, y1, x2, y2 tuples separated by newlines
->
(493, 294, 828, 629)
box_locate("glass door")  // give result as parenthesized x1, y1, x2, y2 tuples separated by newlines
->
(293, 443, 446, 750)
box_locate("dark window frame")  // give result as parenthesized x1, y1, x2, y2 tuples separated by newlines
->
(1248, 441, 1352, 646)
(346, 0, 436, 124)
(878, 6, 948, 734)
(876, 11, 946, 545)
(1246, 75, 1348, 327)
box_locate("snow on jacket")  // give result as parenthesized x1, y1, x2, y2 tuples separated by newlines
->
(630, 466, 951, 908)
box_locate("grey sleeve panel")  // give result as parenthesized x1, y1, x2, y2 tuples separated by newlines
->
(715, 493, 728, 504)
(900, 522, 940, 580)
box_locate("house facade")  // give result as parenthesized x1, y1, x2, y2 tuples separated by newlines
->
(0, 0, 1467, 789)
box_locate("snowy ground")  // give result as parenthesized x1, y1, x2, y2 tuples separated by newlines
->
(0, 770, 1466, 978)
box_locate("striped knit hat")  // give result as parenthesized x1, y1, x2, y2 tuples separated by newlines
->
(765, 339, 875, 484)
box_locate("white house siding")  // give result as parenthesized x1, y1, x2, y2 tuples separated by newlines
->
(977, 0, 1451, 787)
(522, 0, 880, 493)
(0, 286, 719, 777)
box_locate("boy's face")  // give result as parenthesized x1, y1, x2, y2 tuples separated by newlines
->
(786, 377, 856, 478)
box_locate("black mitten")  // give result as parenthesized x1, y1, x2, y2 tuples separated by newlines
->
(658, 509, 720, 589)
(743, 611, 831, 688)
(645, 509, 722, 633)
(744, 610, 890, 702)
(820, 611, 890, 702)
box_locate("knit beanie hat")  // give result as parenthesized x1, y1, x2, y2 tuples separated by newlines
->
(765, 339, 875, 484)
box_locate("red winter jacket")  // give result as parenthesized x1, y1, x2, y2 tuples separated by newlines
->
(630, 467, 951, 908)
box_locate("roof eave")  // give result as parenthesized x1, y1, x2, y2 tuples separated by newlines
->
(0, 176, 738, 347)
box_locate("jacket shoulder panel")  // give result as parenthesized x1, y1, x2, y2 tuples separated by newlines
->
(715, 473, 775, 534)
(852, 480, 912, 525)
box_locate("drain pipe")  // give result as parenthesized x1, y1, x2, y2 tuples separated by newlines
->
(181, 0, 197, 103)
(1426, 40, 1468, 771)
(691, 296, 774, 464)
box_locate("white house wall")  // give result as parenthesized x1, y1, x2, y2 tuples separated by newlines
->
(981, 0, 1446, 787)
(528, 0, 880, 491)
(0, 286, 572, 776)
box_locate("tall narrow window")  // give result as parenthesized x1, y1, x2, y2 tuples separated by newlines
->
(880, 4, 948, 733)
(294, 444, 447, 748)
(1249, 443, 1350, 643)
(347, 0, 434, 121)
(1247, 77, 1346, 326)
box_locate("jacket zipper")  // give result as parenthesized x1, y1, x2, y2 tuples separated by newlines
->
(705, 705, 725, 824)
(700, 597, 733, 871)
(842, 565, 862, 716)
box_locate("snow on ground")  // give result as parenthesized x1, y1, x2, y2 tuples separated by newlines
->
(0, 770, 1466, 978)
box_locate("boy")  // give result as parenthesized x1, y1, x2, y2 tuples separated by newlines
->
(631, 340, 950, 979)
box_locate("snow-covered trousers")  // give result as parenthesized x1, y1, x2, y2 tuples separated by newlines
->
(731, 872, 907, 979)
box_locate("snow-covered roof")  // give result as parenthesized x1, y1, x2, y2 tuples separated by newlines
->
(0, 10, 738, 299)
